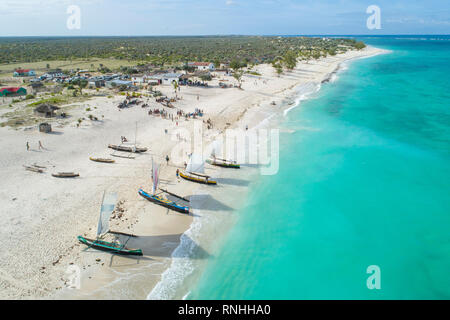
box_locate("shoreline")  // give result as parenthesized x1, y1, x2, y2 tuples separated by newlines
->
(0, 46, 388, 299)
(146, 46, 390, 300)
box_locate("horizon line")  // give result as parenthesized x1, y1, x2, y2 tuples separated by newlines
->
(1, 33, 449, 38)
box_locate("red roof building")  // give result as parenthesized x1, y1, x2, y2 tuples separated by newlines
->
(0, 87, 27, 96)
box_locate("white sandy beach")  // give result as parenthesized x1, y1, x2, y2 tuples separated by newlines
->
(0, 46, 386, 299)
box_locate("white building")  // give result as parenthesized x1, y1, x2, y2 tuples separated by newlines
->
(148, 73, 183, 85)
(188, 62, 215, 72)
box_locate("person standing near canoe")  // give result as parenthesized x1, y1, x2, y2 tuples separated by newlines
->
(176, 169, 179, 180)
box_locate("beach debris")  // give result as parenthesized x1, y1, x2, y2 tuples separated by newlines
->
(111, 200, 126, 219)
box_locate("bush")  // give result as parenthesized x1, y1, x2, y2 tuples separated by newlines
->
(25, 94, 35, 100)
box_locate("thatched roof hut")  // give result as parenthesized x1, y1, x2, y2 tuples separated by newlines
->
(34, 104, 60, 118)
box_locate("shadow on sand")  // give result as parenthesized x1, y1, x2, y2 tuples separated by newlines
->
(82, 233, 210, 267)
(189, 193, 234, 212)
(216, 177, 250, 187)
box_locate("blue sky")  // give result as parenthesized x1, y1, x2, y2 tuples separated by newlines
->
(0, 0, 449, 36)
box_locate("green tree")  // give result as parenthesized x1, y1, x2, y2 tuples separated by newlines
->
(233, 70, 244, 88)
(355, 41, 366, 50)
(283, 50, 297, 70)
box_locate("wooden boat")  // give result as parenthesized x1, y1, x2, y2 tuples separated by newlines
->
(77, 236, 143, 256)
(181, 153, 217, 185)
(52, 172, 79, 178)
(139, 189, 189, 214)
(108, 144, 147, 153)
(90, 157, 115, 163)
(206, 158, 240, 169)
(180, 171, 217, 185)
(23, 165, 44, 173)
(78, 191, 143, 256)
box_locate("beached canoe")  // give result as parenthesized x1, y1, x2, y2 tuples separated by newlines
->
(138, 188, 189, 214)
(89, 157, 115, 163)
(23, 165, 44, 173)
(77, 236, 143, 256)
(206, 159, 240, 169)
(52, 172, 80, 178)
(108, 144, 147, 153)
(179, 171, 217, 185)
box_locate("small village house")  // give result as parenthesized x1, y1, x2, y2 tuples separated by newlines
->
(187, 62, 216, 72)
(13, 69, 36, 77)
(42, 70, 65, 80)
(39, 122, 52, 133)
(33, 104, 60, 118)
(105, 79, 135, 90)
(161, 73, 183, 85)
(147, 73, 183, 85)
(0, 87, 27, 97)
(30, 82, 45, 93)
(131, 74, 150, 86)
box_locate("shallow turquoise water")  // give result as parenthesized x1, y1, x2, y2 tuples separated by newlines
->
(189, 36, 450, 299)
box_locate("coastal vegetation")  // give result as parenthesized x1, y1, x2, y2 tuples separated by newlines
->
(0, 36, 365, 69)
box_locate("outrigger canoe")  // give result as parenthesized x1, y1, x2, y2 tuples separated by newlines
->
(90, 157, 115, 163)
(138, 188, 189, 214)
(52, 172, 79, 178)
(108, 144, 148, 153)
(77, 236, 143, 256)
(206, 159, 240, 169)
(180, 171, 217, 185)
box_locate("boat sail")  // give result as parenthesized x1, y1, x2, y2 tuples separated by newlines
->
(78, 191, 143, 256)
(180, 153, 217, 185)
(206, 140, 240, 169)
(152, 158, 160, 195)
(97, 191, 118, 237)
(186, 153, 205, 174)
(138, 158, 190, 214)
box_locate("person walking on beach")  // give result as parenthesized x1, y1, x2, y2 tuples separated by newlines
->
(26, 142, 30, 151)
(38, 141, 43, 150)
(176, 169, 180, 180)
(166, 155, 170, 165)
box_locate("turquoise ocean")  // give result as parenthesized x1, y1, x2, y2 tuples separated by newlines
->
(188, 36, 450, 299)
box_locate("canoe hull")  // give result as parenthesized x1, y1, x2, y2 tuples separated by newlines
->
(139, 189, 189, 214)
(180, 171, 217, 185)
(90, 157, 115, 163)
(108, 144, 147, 153)
(77, 236, 143, 256)
(206, 159, 240, 169)
(52, 173, 79, 178)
